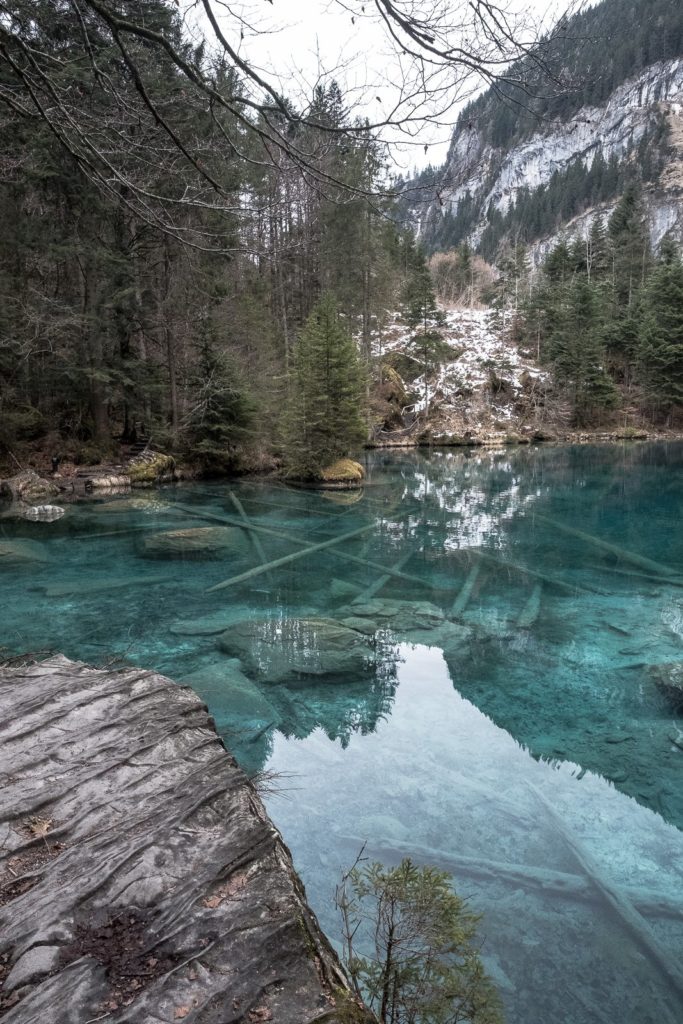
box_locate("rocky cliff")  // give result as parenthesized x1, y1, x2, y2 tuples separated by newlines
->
(414, 0, 683, 259)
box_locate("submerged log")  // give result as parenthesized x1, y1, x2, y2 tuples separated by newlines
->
(227, 490, 271, 569)
(206, 523, 376, 593)
(0, 656, 365, 1023)
(351, 550, 415, 604)
(43, 574, 172, 598)
(529, 783, 683, 1001)
(533, 513, 679, 577)
(338, 835, 683, 920)
(451, 562, 482, 616)
(516, 582, 543, 628)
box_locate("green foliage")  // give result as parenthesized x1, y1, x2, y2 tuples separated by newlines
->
(282, 294, 366, 478)
(336, 857, 503, 1024)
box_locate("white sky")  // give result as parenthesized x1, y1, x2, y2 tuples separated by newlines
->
(193, 1, 579, 173)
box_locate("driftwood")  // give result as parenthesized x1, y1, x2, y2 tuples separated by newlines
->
(206, 523, 376, 593)
(529, 783, 683, 1000)
(596, 565, 683, 589)
(451, 562, 482, 616)
(516, 582, 543, 628)
(0, 656, 360, 1023)
(533, 513, 679, 577)
(337, 835, 683, 920)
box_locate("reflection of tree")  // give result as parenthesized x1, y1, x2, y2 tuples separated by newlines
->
(272, 647, 399, 748)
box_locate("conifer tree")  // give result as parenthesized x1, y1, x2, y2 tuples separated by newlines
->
(638, 236, 683, 415)
(282, 294, 366, 478)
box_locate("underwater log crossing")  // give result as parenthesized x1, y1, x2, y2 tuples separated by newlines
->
(532, 513, 680, 577)
(0, 656, 366, 1024)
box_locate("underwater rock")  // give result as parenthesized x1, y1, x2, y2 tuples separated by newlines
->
(218, 616, 376, 684)
(340, 598, 473, 652)
(649, 663, 683, 710)
(182, 660, 280, 728)
(22, 504, 65, 522)
(141, 525, 248, 559)
(0, 470, 60, 505)
(0, 538, 49, 566)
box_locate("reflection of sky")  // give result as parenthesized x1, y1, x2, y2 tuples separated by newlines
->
(265, 643, 683, 1024)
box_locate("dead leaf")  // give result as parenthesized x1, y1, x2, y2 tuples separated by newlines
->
(248, 1008, 273, 1022)
(27, 816, 52, 838)
(174, 1008, 190, 1020)
(202, 872, 248, 909)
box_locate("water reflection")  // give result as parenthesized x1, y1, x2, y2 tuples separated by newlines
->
(264, 643, 683, 1024)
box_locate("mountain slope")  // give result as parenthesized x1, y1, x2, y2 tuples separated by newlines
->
(413, 0, 683, 259)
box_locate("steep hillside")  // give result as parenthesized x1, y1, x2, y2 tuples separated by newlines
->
(413, 0, 683, 259)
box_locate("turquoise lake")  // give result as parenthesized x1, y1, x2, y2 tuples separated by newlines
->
(1, 443, 683, 1022)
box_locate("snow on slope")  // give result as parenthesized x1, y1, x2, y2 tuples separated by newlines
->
(376, 308, 551, 437)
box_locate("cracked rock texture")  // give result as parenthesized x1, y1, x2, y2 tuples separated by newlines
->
(0, 655, 366, 1024)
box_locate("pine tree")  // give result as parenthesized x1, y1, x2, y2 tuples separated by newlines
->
(549, 277, 619, 425)
(638, 236, 683, 414)
(282, 294, 366, 478)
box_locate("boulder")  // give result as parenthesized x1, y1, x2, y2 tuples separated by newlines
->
(649, 663, 683, 710)
(0, 470, 60, 505)
(140, 526, 248, 559)
(218, 616, 376, 684)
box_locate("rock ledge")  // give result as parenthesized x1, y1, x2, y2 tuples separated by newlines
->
(0, 655, 367, 1023)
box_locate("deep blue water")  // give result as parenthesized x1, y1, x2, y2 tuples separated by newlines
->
(1, 443, 682, 1023)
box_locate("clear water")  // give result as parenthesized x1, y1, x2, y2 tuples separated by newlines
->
(1, 443, 682, 1023)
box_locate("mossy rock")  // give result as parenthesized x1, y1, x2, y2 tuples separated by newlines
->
(127, 452, 176, 484)
(140, 526, 248, 559)
(218, 616, 376, 684)
(316, 459, 365, 489)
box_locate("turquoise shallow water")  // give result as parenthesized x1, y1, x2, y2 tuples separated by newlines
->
(1, 443, 683, 1022)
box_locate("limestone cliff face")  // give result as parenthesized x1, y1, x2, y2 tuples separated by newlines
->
(419, 57, 683, 257)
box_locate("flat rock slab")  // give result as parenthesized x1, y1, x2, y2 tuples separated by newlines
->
(0, 656, 364, 1024)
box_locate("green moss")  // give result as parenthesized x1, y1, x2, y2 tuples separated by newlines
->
(127, 453, 176, 483)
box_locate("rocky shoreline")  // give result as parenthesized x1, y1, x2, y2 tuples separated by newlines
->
(0, 656, 368, 1023)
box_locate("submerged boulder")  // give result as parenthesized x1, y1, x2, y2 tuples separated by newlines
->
(0, 538, 49, 566)
(649, 663, 683, 710)
(182, 660, 279, 729)
(218, 616, 375, 684)
(141, 525, 248, 559)
(0, 470, 60, 505)
(339, 598, 472, 654)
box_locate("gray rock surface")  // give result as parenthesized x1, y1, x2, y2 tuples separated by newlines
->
(0, 655, 367, 1023)
(141, 526, 248, 559)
